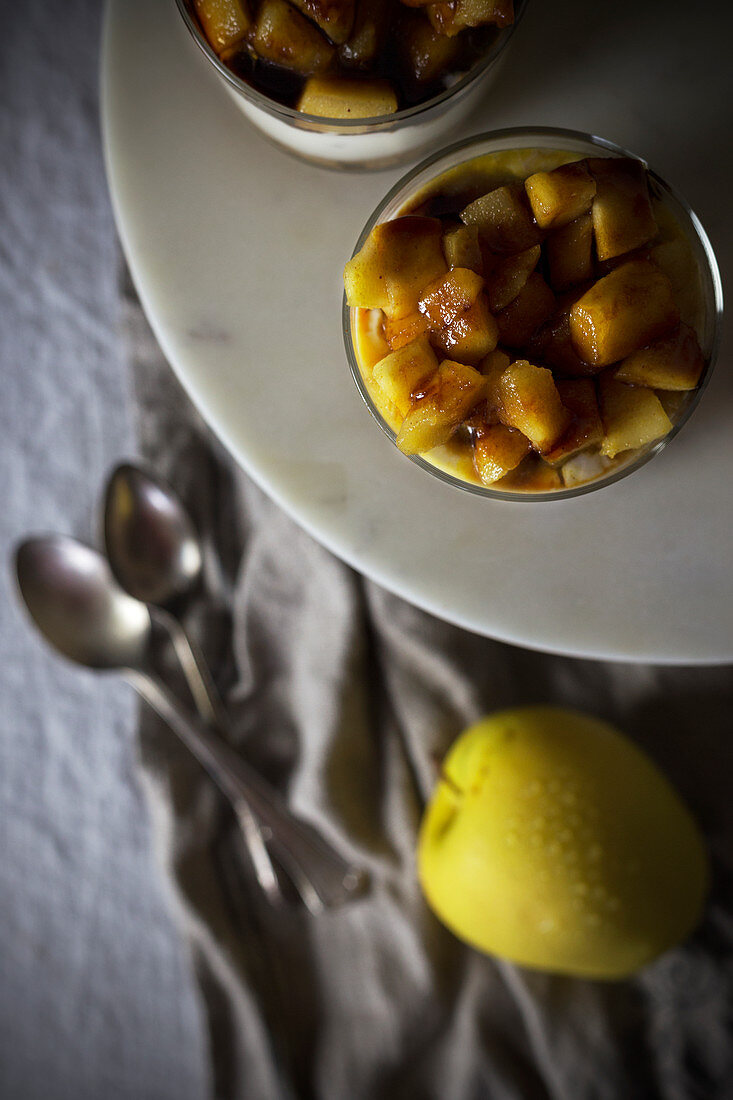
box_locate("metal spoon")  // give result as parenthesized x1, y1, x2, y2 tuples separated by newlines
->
(103, 462, 279, 902)
(15, 535, 368, 913)
(103, 462, 226, 726)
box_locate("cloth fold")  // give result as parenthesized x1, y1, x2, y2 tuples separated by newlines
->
(122, 269, 733, 1100)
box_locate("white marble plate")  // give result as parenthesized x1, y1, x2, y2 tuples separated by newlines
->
(101, 0, 733, 663)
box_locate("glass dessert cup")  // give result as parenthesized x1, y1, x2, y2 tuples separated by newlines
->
(174, 0, 528, 170)
(343, 127, 723, 501)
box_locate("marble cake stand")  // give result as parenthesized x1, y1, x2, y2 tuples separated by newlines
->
(101, 0, 733, 663)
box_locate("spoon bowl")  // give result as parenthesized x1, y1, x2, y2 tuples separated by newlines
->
(16, 535, 151, 670)
(104, 463, 203, 608)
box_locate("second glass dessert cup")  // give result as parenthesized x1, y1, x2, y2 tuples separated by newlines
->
(174, 0, 529, 170)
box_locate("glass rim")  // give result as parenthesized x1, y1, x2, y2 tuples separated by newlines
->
(174, 0, 529, 130)
(342, 126, 724, 503)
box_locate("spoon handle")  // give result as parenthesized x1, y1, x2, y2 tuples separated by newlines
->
(154, 608, 229, 730)
(152, 609, 364, 910)
(127, 669, 368, 912)
(151, 609, 284, 904)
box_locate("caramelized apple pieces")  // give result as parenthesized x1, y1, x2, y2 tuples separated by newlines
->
(344, 236, 390, 311)
(479, 347, 511, 376)
(426, 0, 514, 35)
(251, 0, 334, 74)
(543, 379, 603, 465)
(497, 361, 571, 452)
(569, 260, 679, 367)
(434, 297, 498, 362)
(594, 246, 653, 279)
(531, 308, 600, 377)
(650, 238, 702, 329)
(587, 157, 658, 262)
(418, 266, 484, 327)
(344, 216, 447, 317)
(194, 0, 251, 52)
(340, 0, 390, 66)
(201, 0, 516, 118)
(478, 348, 511, 418)
(297, 77, 398, 118)
(657, 391, 688, 421)
(288, 0, 356, 43)
(383, 311, 430, 350)
(495, 272, 555, 348)
(461, 183, 543, 254)
(396, 360, 487, 454)
(399, 10, 463, 88)
(442, 225, 483, 273)
(614, 324, 704, 390)
(348, 151, 707, 493)
(525, 161, 596, 231)
(598, 376, 672, 458)
(372, 335, 439, 415)
(484, 244, 541, 312)
(546, 213, 593, 292)
(418, 268, 498, 362)
(473, 424, 531, 485)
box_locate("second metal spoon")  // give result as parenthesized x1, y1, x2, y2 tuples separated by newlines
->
(103, 462, 280, 902)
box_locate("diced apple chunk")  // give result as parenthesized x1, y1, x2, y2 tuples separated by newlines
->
(525, 161, 596, 230)
(546, 213, 593, 292)
(383, 311, 429, 350)
(298, 77, 397, 118)
(396, 360, 486, 454)
(195, 0, 251, 52)
(484, 245, 540, 312)
(434, 295, 498, 362)
(251, 0, 334, 73)
(587, 156, 658, 262)
(497, 360, 571, 452)
(426, 0, 513, 34)
(442, 225, 483, 273)
(372, 335, 439, 416)
(543, 379, 603, 465)
(473, 424, 531, 485)
(419, 268, 498, 363)
(569, 260, 679, 366)
(495, 272, 555, 348)
(651, 238, 703, 329)
(399, 10, 463, 87)
(418, 266, 484, 327)
(340, 0, 389, 65)
(288, 0, 355, 43)
(614, 324, 705, 390)
(344, 216, 447, 317)
(344, 254, 388, 311)
(598, 376, 672, 458)
(657, 391, 688, 420)
(479, 348, 511, 376)
(531, 308, 600, 377)
(595, 246, 652, 278)
(461, 183, 542, 254)
(478, 348, 511, 417)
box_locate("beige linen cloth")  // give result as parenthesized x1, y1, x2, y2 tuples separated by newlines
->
(123, 271, 733, 1100)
